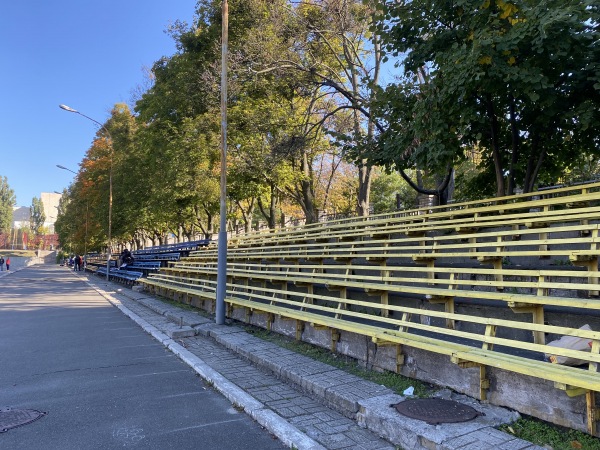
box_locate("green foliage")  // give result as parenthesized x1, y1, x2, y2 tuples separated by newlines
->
(375, 0, 600, 196)
(370, 169, 418, 213)
(0, 176, 16, 234)
(499, 417, 600, 450)
(29, 197, 45, 235)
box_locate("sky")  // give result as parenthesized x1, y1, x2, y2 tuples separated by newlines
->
(0, 0, 197, 207)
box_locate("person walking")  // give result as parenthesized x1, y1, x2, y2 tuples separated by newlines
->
(0, 255, 4, 271)
(74, 255, 82, 272)
(5, 257, 10, 271)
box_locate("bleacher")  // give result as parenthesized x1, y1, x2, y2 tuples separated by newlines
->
(83, 240, 211, 284)
(139, 182, 600, 435)
(96, 266, 143, 285)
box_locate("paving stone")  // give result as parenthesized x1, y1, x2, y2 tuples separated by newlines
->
(91, 279, 536, 450)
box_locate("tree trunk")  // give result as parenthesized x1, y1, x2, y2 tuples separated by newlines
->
(300, 149, 317, 224)
(356, 162, 372, 216)
(257, 185, 279, 229)
(486, 95, 505, 197)
(268, 186, 277, 229)
(523, 131, 545, 193)
(507, 95, 520, 195)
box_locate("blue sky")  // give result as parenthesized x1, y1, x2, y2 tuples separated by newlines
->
(0, 1, 197, 206)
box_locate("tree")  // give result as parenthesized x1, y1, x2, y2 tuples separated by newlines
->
(370, 169, 417, 214)
(30, 197, 45, 235)
(0, 176, 16, 234)
(375, 0, 600, 197)
(247, 0, 389, 215)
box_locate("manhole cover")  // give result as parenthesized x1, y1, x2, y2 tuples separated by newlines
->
(0, 407, 47, 433)
(392, 398, 482, 425)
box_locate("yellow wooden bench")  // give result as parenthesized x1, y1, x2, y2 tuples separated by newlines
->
(223, 182, 600, 249)
(141, 266, 600, 433)
(141, 181, 600, 434)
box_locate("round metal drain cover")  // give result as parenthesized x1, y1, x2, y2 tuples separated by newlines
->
(393, 398, 482, 425)
(0, 407, 47, 433)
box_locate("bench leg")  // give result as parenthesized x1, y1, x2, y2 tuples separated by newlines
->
(479, 365, 490, 401)
(570, 255, 599, 297)
(587, 391, 599, 435)
(373, 339, 405, 373)
(295, 320, 304, 341)
(509, 304, 545, 345)
(331, 329, 340, 352)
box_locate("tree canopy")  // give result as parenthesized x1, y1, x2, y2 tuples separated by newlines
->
(29, 197, 45, 235)
(0, 176, 16, 234)
(374, 0, 600, 196)
(53, 0, 600, 252)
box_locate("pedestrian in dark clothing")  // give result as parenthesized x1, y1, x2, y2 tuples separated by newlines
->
(0, 256, 4, 271)
(74, 255, 82, 271)
(119, 249, 134, 268)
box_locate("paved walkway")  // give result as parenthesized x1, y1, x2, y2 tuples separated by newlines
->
(0, 255, 32, 275)
(66, 266, 545, 450)
(1, 264, 287, 450)
(1, 263, 544, 449)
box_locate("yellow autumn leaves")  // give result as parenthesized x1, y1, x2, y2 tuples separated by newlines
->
(476, 0, 521, 65)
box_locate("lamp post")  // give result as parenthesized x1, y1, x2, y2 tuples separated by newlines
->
(59, 104, 113, 281)
(215, 0, 228, 325)
(56, 164, 76, 174)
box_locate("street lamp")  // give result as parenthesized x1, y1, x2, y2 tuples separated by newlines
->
(57, 164, 76, 174)
(215, 0, 228, 325)
(59, 104, 113, 281)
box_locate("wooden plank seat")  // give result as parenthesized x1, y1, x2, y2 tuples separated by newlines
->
(221, 183, 600, 249)
(122, 261, 162, 276)
(140, 274, 219, 311)
(142, 273, 600, 433)
(85, 256, 117, 272)
(143, 273, 600, 370)
(133, 252, 181, 262)
(158, 261, 600, 311)
(186, 222, 600, 273)
(159, 258, 600, 347)
(95, 266, 110, 277)
(109, 269, 143, 285)
(140, 182, 600, 434)
(134, 239, 212, 255)
(96, 266, 141, 285)
(190, 207, 600, 265)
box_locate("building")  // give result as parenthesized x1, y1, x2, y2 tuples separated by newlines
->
(12, 192, 62, 233)
(41, 192, 61, 233)
(12, 206, 30, 230)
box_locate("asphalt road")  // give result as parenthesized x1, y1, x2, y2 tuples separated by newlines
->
(0, 264, 285, 450)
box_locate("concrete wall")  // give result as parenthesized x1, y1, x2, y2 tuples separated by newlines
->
(222, 306, 597, 435)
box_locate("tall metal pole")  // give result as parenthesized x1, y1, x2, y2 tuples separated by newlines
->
(107, 154, 112, 277)
(84, 201, 89, 269)
(215, 0, 228, 325)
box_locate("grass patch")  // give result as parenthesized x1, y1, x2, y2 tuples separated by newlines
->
(243, 325, 433, 398)
(499, 417, 600, 450)
(157, 297, 213, 318)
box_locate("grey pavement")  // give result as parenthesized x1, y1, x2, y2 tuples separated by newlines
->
(0, 264, 285, 450)
(0, 255, 31, 275)
(2, 264, 545, 450)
